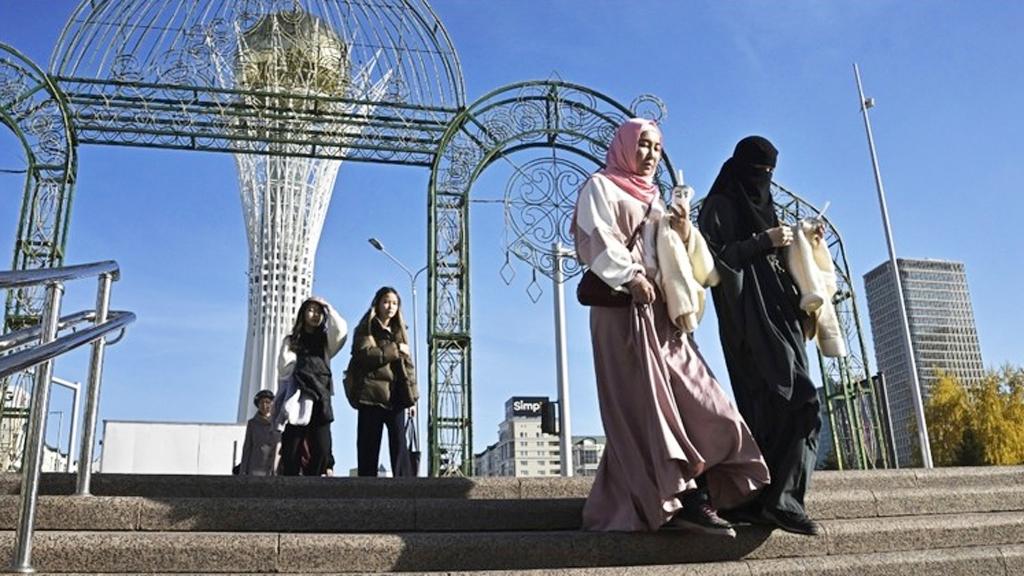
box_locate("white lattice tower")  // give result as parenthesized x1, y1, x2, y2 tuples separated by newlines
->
(234, 153, 340, 420)
(204, 9, 389, 420)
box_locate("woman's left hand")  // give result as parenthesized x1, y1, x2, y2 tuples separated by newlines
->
(813, 222, 826, 241)
(627, 274, 656, 304)
(666, 213, 691, 242)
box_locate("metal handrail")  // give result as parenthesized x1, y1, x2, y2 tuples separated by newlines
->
(3, 261, 132, 573)
(0, 311, 134, 378)
(0, 310, 96, 352)
(0, 260, 119, 289)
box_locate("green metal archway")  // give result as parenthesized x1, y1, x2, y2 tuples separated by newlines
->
(426, 80, 886, 476)
(0, 43, 78, 469)
(425, 80, 679, 476)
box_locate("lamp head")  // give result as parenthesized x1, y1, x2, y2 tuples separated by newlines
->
(368, 238, 384, 251)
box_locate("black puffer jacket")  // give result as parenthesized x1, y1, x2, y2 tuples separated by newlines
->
(347, 317, 417, 410)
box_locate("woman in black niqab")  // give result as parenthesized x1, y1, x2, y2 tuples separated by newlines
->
(708, 135, 778, 233)
(697, 136, 822, 536)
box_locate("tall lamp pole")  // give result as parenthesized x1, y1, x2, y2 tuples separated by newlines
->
(853, 63, 933, 468)
(552, 242, 573, 477)
(368, 238, 426, 465)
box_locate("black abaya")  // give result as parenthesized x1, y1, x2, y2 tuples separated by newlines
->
(698, 137, 821, 516)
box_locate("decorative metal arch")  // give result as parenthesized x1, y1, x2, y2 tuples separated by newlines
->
(0, 43, 78, 469)
(426, 80, 678, 476)
(695, 184, 886, 470)
(49, 0, 465, 166)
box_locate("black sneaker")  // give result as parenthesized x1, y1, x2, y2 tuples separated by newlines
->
(762, 508, 820, 536)
(663, 503, 736, 537)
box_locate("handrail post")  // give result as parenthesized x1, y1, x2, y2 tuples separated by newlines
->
(75, 272, 112, 496)
(11, 281, 64, 574)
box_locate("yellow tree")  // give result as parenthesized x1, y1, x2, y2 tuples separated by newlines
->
(970, 373, 1013, 464)
(925, 372, 972, 466)
(997, 366, 1024, 463)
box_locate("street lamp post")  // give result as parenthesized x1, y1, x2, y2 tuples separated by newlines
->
(551, 242, 574, 477)
(368, 238, 426, 468)
(853, 63, 933, 468)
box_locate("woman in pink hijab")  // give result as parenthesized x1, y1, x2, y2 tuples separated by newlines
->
(572, 118, 769, 534)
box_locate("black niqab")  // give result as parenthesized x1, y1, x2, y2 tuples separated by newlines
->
(707, 136, 779, 234)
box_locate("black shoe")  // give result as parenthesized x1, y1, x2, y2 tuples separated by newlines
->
(762, 508, 820, 536)
(663, 503, 736, 537)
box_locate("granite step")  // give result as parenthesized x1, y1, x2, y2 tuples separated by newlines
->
(4, 511, 1024, 572)
(1, 483, 1022, 533)
(22, 544, 1024, 575)
(5, 466, 1023, 500)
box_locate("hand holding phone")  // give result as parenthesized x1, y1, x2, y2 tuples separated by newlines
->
(670, 169, 693, 217)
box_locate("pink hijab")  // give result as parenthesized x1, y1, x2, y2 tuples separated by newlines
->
(599, 118, 662, 203)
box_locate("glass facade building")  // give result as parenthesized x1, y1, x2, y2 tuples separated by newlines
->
(863, 258, 984, 466)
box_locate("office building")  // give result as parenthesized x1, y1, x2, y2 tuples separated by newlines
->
(474, 397, 606, 477)
(863, 258, 984, 465)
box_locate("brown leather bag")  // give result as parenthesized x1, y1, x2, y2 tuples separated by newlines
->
(576, 200, 654, 307)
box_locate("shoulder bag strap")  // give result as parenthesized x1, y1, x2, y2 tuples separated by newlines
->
(625, 198, 656, 251)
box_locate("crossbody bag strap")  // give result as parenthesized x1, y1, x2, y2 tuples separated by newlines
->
(625, 198, 656, 251)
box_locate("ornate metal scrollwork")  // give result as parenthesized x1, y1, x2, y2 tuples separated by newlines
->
(49, 0, 467, 165)
(427, 80, 678, 475)
(503, 156, 587, 281)
(0, 43, 77, 471)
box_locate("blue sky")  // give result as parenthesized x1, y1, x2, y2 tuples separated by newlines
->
(1, 1, 1021, 472)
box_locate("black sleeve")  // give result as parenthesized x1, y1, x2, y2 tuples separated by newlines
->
(699, 197, 774, 270)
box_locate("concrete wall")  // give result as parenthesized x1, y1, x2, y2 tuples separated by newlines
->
(101, 421, 247, 475)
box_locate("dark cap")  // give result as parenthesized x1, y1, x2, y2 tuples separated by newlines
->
(253, 389, 274, 406)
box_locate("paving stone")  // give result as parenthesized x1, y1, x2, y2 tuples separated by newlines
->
(811, 468, 921, 491)
(999, 543, 1024, 575)
(748, 545, 1008, 575)
(519, 477, 592, 499)
(913, 466, 1024, 488)
(0, 495, 138, 530)
(877, 485, 1024, 517)
(3, 467, 1023, 501)
(415, 498, 581, 531)
(0, 531, 277, 573)
(825, 510, 1024, 555)
(140, 497, 411, 532)
(805, 489, 876, 520)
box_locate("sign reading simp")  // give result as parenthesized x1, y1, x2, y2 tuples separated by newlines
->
(508, 396, 548, 418)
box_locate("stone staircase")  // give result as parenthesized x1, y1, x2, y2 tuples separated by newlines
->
(0, 467, 1022, 574)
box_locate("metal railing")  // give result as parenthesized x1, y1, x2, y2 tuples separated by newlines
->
(0, 260, 135, 573)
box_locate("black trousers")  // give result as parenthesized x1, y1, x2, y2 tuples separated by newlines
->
(280, 407, 333, 476)
(357, 405, 408, 477)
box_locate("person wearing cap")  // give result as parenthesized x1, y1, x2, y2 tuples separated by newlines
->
(238, 389, 280, 476)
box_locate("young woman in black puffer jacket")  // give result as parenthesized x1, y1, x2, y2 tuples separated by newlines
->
(346, 286, 418, 477)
